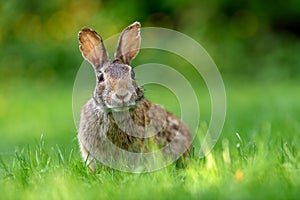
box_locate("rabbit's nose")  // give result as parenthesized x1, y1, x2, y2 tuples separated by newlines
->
(115, 93, 128, 100)
(114, 89, 130, 101)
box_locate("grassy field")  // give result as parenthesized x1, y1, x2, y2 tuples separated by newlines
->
(0, 79, 299, 199)
(1, 0, 300, 199)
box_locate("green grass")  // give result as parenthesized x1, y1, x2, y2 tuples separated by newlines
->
(0, 133, 299, 199)
(0, 79, 299, 199)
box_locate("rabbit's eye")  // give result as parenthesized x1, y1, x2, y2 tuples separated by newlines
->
(98, 72, 104, 82)
(131, 70, 135, 79)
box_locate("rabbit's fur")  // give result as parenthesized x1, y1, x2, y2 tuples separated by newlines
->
(78, 22, 192, 170)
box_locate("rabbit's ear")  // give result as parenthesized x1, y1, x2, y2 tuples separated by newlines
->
(115, 22, 141, 65)
(79, 28, 108, 70)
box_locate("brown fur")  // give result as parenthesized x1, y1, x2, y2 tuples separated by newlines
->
(78, 22, 192, 170)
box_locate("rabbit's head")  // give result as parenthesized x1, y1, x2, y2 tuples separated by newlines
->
(79, 22, 144, 112)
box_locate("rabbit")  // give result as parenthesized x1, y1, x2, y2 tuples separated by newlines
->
(77, 21, 192, 171)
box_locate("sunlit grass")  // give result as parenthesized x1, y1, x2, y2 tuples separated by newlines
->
(0, 130, 299, 199)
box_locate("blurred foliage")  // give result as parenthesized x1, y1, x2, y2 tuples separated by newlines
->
(0, 0, 300, 83)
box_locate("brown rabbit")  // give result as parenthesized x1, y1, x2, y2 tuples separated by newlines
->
(78, 22, 192, 171)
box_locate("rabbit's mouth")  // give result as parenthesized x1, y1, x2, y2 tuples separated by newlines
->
(105, 103, 137, 112)
(93, 97, 139, 112)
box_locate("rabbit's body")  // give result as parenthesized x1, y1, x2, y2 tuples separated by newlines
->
(78, 22, 192, 170)
(79, 98, 191, 152)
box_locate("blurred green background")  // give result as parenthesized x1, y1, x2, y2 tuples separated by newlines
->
(0, 0, 299, 155)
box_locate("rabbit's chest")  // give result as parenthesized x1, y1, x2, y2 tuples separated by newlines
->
(105, 114, 154, 152)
